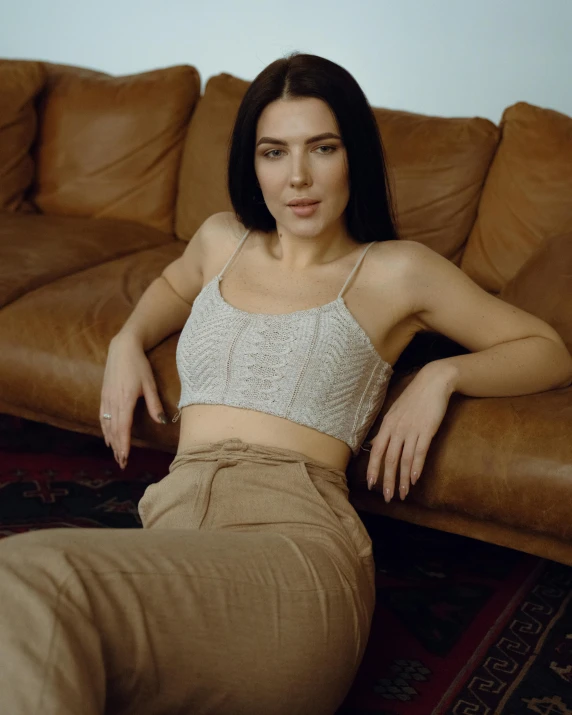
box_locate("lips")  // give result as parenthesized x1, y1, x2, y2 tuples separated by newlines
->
(287, 200, 320, 206)
(289, 202, 320, 217)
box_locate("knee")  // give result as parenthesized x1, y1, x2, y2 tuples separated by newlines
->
(0, 531, 95, 620)
(0, 529, 83, 584)
(0, 528, 76, 554)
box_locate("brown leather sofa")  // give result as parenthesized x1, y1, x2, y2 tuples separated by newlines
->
(2, 59, 571, 566)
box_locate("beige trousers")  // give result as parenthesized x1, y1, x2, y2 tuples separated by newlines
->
(0, 437, 376, 715)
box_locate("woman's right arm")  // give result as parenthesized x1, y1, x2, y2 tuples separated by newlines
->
(116, 224, 207, 351)
(100, 212, 228, 469)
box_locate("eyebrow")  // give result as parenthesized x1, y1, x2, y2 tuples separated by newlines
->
(256, 132, 341, 147)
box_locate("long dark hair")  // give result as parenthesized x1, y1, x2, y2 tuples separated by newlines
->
(227, 52, 400, 244)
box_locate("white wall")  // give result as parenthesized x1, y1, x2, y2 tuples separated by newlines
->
(2, 0, 571, 124)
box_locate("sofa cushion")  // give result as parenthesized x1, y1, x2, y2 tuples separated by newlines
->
(32, 65, 201, 234)
(175, 73, 500, 266)
(349, 381, 572, 546)
(0, 213, 172, 309)
(460, 102, 572, 293)
(175, 73, 249, 241)
(412, 388, 572, 542)
(499, 231, 572, 354)
(0, 242, 185, 433)
(371, 107, 499, 265)
(41, 61, 108, 84)
(0, 60, 46, 212)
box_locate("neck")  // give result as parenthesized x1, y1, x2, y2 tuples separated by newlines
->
(267, 225, 359, 271)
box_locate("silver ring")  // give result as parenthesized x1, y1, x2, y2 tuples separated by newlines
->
(102, 413, 112, 420)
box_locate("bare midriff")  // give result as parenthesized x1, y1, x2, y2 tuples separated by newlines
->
(176, 405, 354, 471)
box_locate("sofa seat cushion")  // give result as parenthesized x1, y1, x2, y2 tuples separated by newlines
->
(0, 213, 173, 308)
(0, 241, 185, 432)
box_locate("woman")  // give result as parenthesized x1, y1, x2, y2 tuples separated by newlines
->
(1, 52, 570, 715)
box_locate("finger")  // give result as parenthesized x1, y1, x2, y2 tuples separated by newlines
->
(383, 435, 405, 503)
(102, 425, 112, 450)
(99, 408, 112, 448)
(411, 434, 431, 485)
(143, 381, 167, 424)
(113, 402, 135, 470)
(399, 434, 420, 500)
(104, 405, 122, 466)
(366, 429, 390, 491)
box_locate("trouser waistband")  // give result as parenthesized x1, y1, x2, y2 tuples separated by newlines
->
(169, 438, 347, 482)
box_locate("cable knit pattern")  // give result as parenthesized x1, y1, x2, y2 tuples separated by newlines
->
(175, 229, 393, 456)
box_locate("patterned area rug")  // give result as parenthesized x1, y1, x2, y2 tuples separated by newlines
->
(0, 413, 570, 715)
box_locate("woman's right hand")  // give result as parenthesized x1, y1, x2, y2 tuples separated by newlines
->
(99, 333, 168, 469)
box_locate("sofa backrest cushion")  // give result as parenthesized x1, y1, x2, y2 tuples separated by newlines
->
(500, 231, 572, 354)
(175, 73, 249, 241)
(461, 102, 572, 293)
(174, 72, 499, 266)
(0, 59, 46, 212)
(32, 64, 201, 234)
(371, 107, 499, 266)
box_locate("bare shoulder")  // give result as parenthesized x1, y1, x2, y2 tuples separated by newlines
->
(368, 239, 431, 335)
(199, 211, 247, 268)
(202, 211, 245, 244)
(370, 238, 422, 271)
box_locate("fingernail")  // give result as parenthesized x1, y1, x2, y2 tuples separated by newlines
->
(367, 476, 372, 490)
(384, 487, 391, 503)
(159, 413, 168, 424)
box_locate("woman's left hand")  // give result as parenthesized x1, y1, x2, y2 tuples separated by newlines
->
(366, 362, 457, 502)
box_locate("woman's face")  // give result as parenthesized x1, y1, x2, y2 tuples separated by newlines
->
(254, 97, 350, 237)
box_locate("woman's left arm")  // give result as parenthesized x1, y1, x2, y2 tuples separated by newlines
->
(366, 241, 572, 502)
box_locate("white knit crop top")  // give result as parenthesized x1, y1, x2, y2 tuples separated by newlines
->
(173, 228, 394, 456)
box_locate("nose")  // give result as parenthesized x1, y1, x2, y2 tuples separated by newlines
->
(289, 151, 312, 187)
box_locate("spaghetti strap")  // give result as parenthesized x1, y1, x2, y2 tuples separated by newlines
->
(218, 229, 252, 280)
(338, 242, 376, 299)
